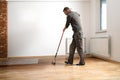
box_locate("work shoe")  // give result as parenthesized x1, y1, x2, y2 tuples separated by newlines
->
(65, 61, 73, 65)
(76, 62, 85, 66)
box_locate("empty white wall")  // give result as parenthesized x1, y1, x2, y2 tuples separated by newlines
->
(8, 0, 90, 57)
(90, 0, 120, 62)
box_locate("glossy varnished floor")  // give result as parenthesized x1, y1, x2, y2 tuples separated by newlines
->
(0, 57, 120, 80)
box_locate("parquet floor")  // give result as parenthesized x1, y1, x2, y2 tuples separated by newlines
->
(0, 57, 120, 80)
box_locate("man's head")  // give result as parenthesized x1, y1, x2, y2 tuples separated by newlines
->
(63, 7, 71, 15)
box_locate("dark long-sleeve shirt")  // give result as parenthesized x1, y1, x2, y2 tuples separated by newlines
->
(65, 11, 82, 33)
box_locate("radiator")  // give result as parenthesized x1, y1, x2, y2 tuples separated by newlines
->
(65, 37, 86, 55)
(90, 36, 111, 57)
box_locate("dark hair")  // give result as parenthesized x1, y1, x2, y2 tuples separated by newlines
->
(63, 7, 70, 11)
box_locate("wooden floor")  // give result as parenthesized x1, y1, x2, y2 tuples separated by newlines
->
(0, 57, 120, 80)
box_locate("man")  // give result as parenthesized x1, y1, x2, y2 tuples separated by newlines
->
(63, 7, 85, 66)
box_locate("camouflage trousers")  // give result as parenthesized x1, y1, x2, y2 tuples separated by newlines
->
(68, 32, 85, 64)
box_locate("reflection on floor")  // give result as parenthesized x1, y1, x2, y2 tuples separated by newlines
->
(0, 56, 120, 80)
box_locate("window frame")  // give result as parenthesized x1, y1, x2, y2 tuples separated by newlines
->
(97, 0, 107, 33)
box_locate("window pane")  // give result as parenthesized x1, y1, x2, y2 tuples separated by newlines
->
(100, 0, 107, 31)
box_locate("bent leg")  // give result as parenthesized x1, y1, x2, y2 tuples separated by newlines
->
(68, 39, 76, 64)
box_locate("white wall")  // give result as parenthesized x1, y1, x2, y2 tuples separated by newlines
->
(90, 0, 120, 62)
(8, 0, 90, 57)
(107, 0, 120, 62)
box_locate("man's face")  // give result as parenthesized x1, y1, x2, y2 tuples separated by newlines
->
(63, 10, 69, 15)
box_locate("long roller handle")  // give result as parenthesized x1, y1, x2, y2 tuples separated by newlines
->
(54, 31, 65, 58)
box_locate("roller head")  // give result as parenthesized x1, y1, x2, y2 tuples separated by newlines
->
(52, 61, 56, 65)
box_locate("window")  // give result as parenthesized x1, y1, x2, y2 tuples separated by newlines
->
(100, 0, 107, 31)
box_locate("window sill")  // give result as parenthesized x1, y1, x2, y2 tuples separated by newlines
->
(96, 30, 107, 33)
